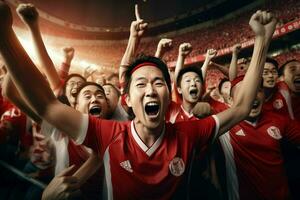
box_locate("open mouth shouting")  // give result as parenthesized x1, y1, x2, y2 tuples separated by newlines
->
(189, 88, 199, 99)
(71, 88, 78, 97)
(251, 99, 260, 110)
(89, 105, 102, 117)
(145, 102, 160, 118)
(294, 78, 300, 88)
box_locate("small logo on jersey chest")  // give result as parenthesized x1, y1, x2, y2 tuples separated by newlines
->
(273, 99, 283, 110)
(267, 126, 282, 140)
(120, 160, 133, 173)
(169, 157, 185, 177)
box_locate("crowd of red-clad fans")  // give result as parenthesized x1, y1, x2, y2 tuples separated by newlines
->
(51, 0, 300, 67)
(0, 0, 300, 200)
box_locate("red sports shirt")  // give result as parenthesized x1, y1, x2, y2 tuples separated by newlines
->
(219, 111, 300, 200)
(77, 115, 219, 199)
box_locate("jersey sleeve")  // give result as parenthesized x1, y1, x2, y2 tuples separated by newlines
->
(75, 115, 120, 158)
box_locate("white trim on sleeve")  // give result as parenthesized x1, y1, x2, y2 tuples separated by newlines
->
(212, 115, 220, 143)
(75, 114, 89, 145)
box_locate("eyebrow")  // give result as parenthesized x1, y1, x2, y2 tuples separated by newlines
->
(82, 89, 104, 95)
(134, 76, 165, 82)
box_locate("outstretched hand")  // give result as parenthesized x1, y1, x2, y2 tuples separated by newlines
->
(42, 165, 82, 200)
(16, 3, 39, 27)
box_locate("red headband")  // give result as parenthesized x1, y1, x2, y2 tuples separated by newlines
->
(130, 62, 158, 74)
(231, 75, 245, 89)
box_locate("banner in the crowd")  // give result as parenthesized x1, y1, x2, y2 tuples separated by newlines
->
(168, 18, 300, 67)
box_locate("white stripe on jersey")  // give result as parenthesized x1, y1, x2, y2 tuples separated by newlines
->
(219, 132, 239, 200)
(103, 147, 113, 200)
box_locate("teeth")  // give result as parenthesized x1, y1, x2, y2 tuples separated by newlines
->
(146, 102, 159, 106)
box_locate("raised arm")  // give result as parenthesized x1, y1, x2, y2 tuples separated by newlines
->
(201, 49, 217, 80)
(0, 2, 83, 141)
(58, 47, 75, 81)
(228, 43, 241, 81)
(1, 74, 41, 123)
(215, 11, 277, 136)
(210, 62, 229, 77)
(16, 4, 61, 91)
(119, 4, 147, 93)
(155, 38, 172, 59)
(174, 43, 192, 86)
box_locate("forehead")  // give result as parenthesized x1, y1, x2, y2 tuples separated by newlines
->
(285, 61, 300, 70)
(131, 65, 164, 80)
(79, 85, 104, 95)
(264, 62, 276, 70)
(103, 85, 117, 93)
(182, 71, 200, 79)
(68, 76, 84, 83)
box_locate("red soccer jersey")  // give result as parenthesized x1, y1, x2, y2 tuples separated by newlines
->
(77, 115, 219, 199)
(263, 87, 291, 117)
(219, 111, 300, 200)
(209, 98, 229, 114)
(165, 102, 198, 123)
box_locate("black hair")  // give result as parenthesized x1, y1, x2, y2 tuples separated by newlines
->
(279, 59, 299, 76)
(176, 65, 203, 87)
(218, 78, 230, 94)
(103, 83, 121, 97)
(63, 73, 86, 95)
(124, 55, 171, 95)
(265, 57, 279, 71)
(74, 81, 106, 103)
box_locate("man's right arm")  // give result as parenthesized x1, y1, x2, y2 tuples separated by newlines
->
(0, 2, 84, 141)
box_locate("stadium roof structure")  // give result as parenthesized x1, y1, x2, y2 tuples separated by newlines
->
(8, 0, 255, 40)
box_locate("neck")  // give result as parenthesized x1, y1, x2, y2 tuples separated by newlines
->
(133, 118, 164, 148)
(182, 100, 196, 114)
(264, 87, 275, 101)
(245, 114, 260, 123)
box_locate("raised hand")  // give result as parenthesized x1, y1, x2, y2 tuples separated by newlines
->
(249, 10, 275, 37)
(264, 13, 277, 42)
(130, 4, 148, 38)
(232, 43, 241, 55)
(205, 48, 217, 60)
(179, 43, 192, 57)
(16, 3, 39, 27)
(62, 47, 75, 63)
(42, 165, 82, 200)
(157, 38, 172, 51)
(155, 38, 172, 58)
(0, 1, 13, 33)
(83, 66, 97, 79)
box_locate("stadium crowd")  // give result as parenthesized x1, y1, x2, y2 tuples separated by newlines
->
(0, 1, 299, 200)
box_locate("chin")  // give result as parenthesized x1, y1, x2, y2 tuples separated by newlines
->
(249, 110, 261, 118)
